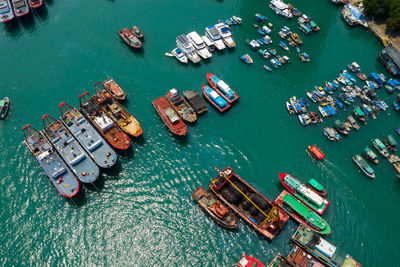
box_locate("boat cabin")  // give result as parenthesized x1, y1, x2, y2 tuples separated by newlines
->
(379, 47, 400, 76)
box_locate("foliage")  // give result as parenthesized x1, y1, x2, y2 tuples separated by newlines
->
(363, 0, 400, 31)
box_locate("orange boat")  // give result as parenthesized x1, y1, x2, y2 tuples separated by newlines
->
(79, 92, 130, 150)
(102, 78, 127, 101)
(307, 145, 325, 160)
(94, 82, 143, 137)
(152, 96, 187, 136)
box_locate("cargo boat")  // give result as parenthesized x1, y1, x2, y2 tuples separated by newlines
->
(42, 114, 99, 183)
(209, 167, 289, 240)
(152, 96, 187, 136)
(0, 0, 15, 22)
(183, 90, 208, 114)
(372, 138, 389, 158)
(306, 179, 327, 197)
(307, 145, 324, 160)
(279, 173, 329, 215)
(166, 88, 197, 123)
(267, 254, 293, 267)
(79, 92, 131, 150)
(23, 125, 79, 197)
(287, 244, 325, 267)
(275, 190, 331, 234)
(191, 187, 238, 229)
(207, 73, 239, 104)
(238, 253, 265, 267)
(292, 225, 362, 267)
(202, 85, 231, 112)
(94, 83, 143, 137)
(353, 154, 375, 178)
(117, 27, 142, 48)
(0, 97, 9, 119)
(385, 134, 397, 152)
(102, 78, 127, 101)
(59, 102, 117, 169)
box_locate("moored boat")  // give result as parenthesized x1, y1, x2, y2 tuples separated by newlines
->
(0, 0, 15, 22)
(207, 73, 239, 104)
(306, 179, 327, 197)
(177, 34, 201, 63)
(118, 27, 142, 48)
(334, 120, 349, 136)
(347, 115, 360, 131)
(11, 0, 29, 17)
(353, 154, 375, 178)
(238, 253, 265, 267)
(183, 90, 208, 115)
(372, 138, 389, 158)
(307, 145, 324, 160)
(171, 47, 188, 64)
(131, 25, 143, 38)
(287, 245, 325, 267)
(269, 0, 293, 18)
(152, 96, 187, 136)
(202, 85, 230, 112)
(363, 146, 379, 164)
(240, 54, 253, 64)
(28, 0, 42, 8)
(393, 163, 400, 177)
(385, 134, 397, 151)
(166, 88, 197, 123)
(353, 106, 366, 123)
(0, 97, 10, 119)
(267, 254, 292, 267)
(102, 78, 127, 101)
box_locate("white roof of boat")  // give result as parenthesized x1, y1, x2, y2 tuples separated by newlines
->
(210, 91, 220, 98)
(201, 35, 214, 46)
(217, 80, 230, 92)
(316, 238, 336, 258)
(271, 0, 289, 9)
(0, 0, 8, 8)
(187, 31, 204, 45)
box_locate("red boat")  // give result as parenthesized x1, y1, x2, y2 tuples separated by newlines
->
(28, 0, 43, 8)
(206, 73, 240, 104)
(307, 145, 324, 160)
(152, 96, 187, 136)
(78, 92, 131, 150)
(237, 253, 265, 267)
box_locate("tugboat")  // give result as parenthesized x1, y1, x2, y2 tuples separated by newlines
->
(353, 154, 375, 178)
(306, 179, 327, 197)
(202, 85, 231, 112)
(334, 120, 349, 136)
(59, 102, 117, 169)
(274, 190, 332, 234)
(79, 92, 131, 150)
(102, 78, 127, 101)
(23, 125, 79, 198)
(363, 146, 379, 164)
(117, 27, 142, 48)
(94, 82, 143, 137)
(372, 138, 389, 158)
(191, 187, 238, 229)
(307, 145, 325, 160)
(209, 166, 289, 240)
(0, 97, 10, 119)
(279, 173, 329, 215)
(183, 90, 208, 115)
(385, 134, 397, 152)
(166, 88, 197, 123)
(238, 253, 265, 267)
(131, 26, 144, 38)
(207, 73, 240, 104)
(42, 114, 99, 183)
(152, 96, 187, 136)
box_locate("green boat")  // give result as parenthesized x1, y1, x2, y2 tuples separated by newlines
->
(363, 146, 379, 164)
(372, 138, 389, 158)
(385, 134, 397, 152)
(306, 178, 327, 197)
(0, 97, 9, 120)
(275, 190, 332, 234)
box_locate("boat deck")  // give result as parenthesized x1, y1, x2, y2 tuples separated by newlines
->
(183, 90, 208, 114)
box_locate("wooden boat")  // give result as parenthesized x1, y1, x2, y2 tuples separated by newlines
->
(131, 25, 143, 38)
(238, 253, 265, 267)
(306, 179, 327, 197)
(287, 244, 326, 267)
(240, 54, 253, 64)
(183, 90, 208, 115)
(166, 88, 197, 123)
(102, 78, 127, 101)
(209, 167, 289, 240)
(191, 187, 238, 229)
(202, 85, 231, 112)
(79, 91, 131, 150)
(267, 254, 293, 267)
(307, 145, 324, 160)
(152, 96, 187, 136)
(117, 27, 142, 48)
(0, 97, 9, 119)
(385, 134, 397, 152)
(207, 73, 239, 104)
(28, 0, 42, 8)
(94, 82, 143, 137)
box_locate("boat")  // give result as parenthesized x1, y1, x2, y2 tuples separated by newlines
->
(263, 65, 272, 72)
(23, 125, 80, 198)
(385, 134, 397, 151)
(11, 0, 29, 17)
(292, 225, 362, 267)
(192, 187, 238, 229)
(131, 26, 143, 38)
(171, 47, 188, 64)
(246, 39, 258, 50)
(42, 114, 99, 183)
(395, 127, 400, 136)
(372, 138, 389, 158)
(240, 54, 253, 64)
(353, 154, 375, 178)
(306, 179, 328, 198)
(202, 85, 230, 112)
(299, 52, 310, 62)
(152, 96, 187, 136)
(232, 16, 242, 24)
(269, 0, 293, 18)
(279, 41, 289, 51)
(298, 114, 308, 126)
(205, 25, 226, 50)
(0, 97, 9, 119)
(279, 173, 329, 215)
(94, 83, 143, 137)
(270, 59, 279, 68)
(183, 90, 208, 115)
(291, 33, 303, 45)
(309, 20, 320, 31)
(59, 102, 117, 169)
(78, 92, 130, 150)
(255, 13, 267, 23)
(187, 31, 212, 59)
(201, 35, 216, 52)
(318, 106, 327, 117)
(299, 23, 311, 34)
(238, 253, 265, 267)
(286, 102, 295, 114)
(363, 146, 379, 164)
(353, 106, 366, 123)
(385, 84, 394, 94)
(117, 28, 142, 48)
(287, 244, 325, 266)
(310, 112, 322, 123)
(207, 73, 239, 104)
(102, 78, 127, 101)
(209, 167, 289, 240)
(347, 115, 360, 131)
(334, 120, 349, 135)
(307, 145, 325, 160)
(0, 0, 14, 22)
(267, 254, 292, 267)
(176, 34, 201, 63)
(215, 23, 236, 48)
(357, 72, 366, 80)
(275, 190, 331, 234)
(166, 88, 197, 123)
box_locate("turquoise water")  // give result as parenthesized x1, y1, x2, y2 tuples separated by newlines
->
(1, 0, 400, 265)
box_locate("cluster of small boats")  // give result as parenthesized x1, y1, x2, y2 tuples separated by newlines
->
(0, 0, 43, 23)
(342, 3, 368, 28)
(286, 96, 324, 126)
(23, 78, 142, 197)
(118, 26, 144, 49)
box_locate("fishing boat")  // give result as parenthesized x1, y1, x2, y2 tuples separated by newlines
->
(279, 41, 289, 51)
(171, 47, 188, 64)
(309, 20, 320, 31)
(286, 102, 295, 114)
(131, 26, 143, 38)
(59, 102, 117, 169)
(192, 187, 238, 229)
(334, 120, 349, 136)
(202, 85, 230, 112)
(205, 25, 226, 50)
(176, 34, 201, 63)
(310, 112, 322, 123)
(279, 173, 329, 215)
(42, 115, 99, 183)
(0, 0, 14, 22)
(363, 146, 379, 164)
(118, 28, 142, 48)
(152, 96, 187, 136)
(11, 0, 29, 17)
(255, 13, 267, 23)
(269, 0, 293, 18)
(79, 92, 130, 150)
(307, 145, 324, 160)
(292, 225, 362, 267)
(287, 244, 325, 267)
(385, 84, 394, 94)
(94, 83, 143, 137)
(246, 39, 258, 50)
(240, 54, 253, 64)
(0, 97, 9, 119)
(23, 125, 80, 198)
(353, 106, 366, 123)
(207, 73, 239, 104)
(353, 154, 375, 178)
(291, 33, 303, 45)
(210, 167, 289, 240)
(385, 134, 397, 151)
(183, 90, 207, 115)
(357, 72, 367, 80)
(263, 65, 272, 72)
(275, 190, 331, 234)
(187, 31, 212, 59)
(102, 78, 127, 101)
(166, 88, 197, 123)
(238, 253, 265, 267)
(372, 138, 389, 158)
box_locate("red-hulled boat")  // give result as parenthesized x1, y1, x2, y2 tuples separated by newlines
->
(206, 73, 240, 104)
(28, 0, 43, 8)
(79, 92, 131, 150)
(152, 96, 187, 136)
(209, 167, 289, 240)
(237, 253, 265, 267)
(307, 145, 324, 160)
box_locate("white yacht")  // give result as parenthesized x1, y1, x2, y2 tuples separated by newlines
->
(171, 47, 188, 64)
(205, 25, 226, 50)
(0, 0, 14, 22)
(269, 0, 293, 19)
(214, 23, 236, 48)
(176, 34, 201, 63)
(201, 35, 216, 52)
(187, 31, 212, 59)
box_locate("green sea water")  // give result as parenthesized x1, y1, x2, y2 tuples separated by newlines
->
(1, 0, 400, 266)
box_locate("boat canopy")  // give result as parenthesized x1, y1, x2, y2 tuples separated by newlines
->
(0, 99, 5, 107)
(315, 238, 337, 258)
(355, 108, 364, 116)
(308, 179, 324, 192)
(387, 134, 397, 146)
(374, 139, 386, 150)
(165, 108, 179, 123)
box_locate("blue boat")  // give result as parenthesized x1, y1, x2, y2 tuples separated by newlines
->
(255, 13, 267, 22)
(270, 59, 278, 68)
(323, 86, 333, 94)
(240, 54, 253, 64)
(274, 58, 281, 66)
(246, 39, 258, 50)
(300, 98, 309, 107)
(394, 101, 400, 111)
(263, 65, 272, 71)
(335, 99, 344, 109)
(366, 80, 378, 90)
(256, 39, 264, 45)
(261, 38, 269, 45)
(296, 47, 301, 53)
(42, 114, 99, 184)
(23, 125, 80, 198)
(395, 127, 400, 135)
(230, 17, 237, 25)
(388, 78, 400, 89)
(268, 48, 276, 56)
(207, 73, 240, 104)
(257, 29, 266, 35)
(370, 72, 383, 85)
(283, 26, 291, 31)
(202, 85, 230, 112)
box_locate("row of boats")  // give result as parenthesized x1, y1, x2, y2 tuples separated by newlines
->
(23, 79, 143, 197)
(0, 0, 42, 23)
